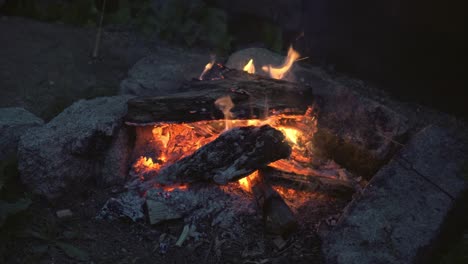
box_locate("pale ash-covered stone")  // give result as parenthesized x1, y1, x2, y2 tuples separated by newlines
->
(322, 125, 468, 264)
(18, 96, 133, 199)
(120, 47, 209, 96)
(0, 107, 43, 161)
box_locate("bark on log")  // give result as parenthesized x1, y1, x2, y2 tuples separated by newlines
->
(263, 167, 356, 197)
(252, 170, 297, 236)
(125, 69, 312, 125)
(144, 125, 291, 186)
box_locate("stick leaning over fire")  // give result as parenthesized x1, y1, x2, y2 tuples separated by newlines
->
(141, 125, 291, 187)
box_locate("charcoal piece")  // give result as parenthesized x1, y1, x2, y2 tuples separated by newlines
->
(146, 125, 291, 185)
(251, 170, 297, 236)
(263, 167, 356, 197)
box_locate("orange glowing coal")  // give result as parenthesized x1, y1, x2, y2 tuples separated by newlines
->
(238, 171, 261, 192)
(133, 112, 317, 191)
(262, 46, 300, 80)
(243, 59, 255, 74)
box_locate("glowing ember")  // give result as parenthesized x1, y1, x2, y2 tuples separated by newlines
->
(262, 46, 300, 79)
(199, 61, 214, 80)
(243, 58, 255, 74)
(277, 127, 300, 144)
(238, 171, 260, 192)
(133, 111, 317, 187)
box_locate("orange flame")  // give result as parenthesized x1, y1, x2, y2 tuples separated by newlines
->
(199, 61, 214, 80)
(238, 171, 260, 192)
(243, 59, 255, 74)
(262, 46, 300, 79)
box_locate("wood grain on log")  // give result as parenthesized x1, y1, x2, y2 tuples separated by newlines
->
(125, 69, 312, 125)
(263, 167, 356, 197)
(144, 125, 291, 186)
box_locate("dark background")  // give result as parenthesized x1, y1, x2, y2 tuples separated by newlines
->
(1, 0, 466, 118)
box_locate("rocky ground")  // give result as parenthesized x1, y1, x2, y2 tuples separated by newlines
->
(1, 16, 467, 264)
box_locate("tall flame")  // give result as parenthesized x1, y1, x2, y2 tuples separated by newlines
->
(262, 46, 300, 80)
(243, 59, 255, 74)
(199, 61, 214, 80)
(214, 96, 234, 130)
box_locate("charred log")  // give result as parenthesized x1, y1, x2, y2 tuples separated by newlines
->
(263, 167, 356, 197)
(125, 69, 312, 125)
(144, 125, 291, 186)
(252, 170, 297, 236)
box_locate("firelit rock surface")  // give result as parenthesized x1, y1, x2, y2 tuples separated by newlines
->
(322, 125, 468, 264)
(0, 107, 43, 161)
(120, 47, 209, 96)
(18, 96, 133, 199)
(313, 84, 409, 177)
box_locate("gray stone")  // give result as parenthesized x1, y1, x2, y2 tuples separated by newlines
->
(100, 126, 132, 186)
(312, 84, 409, 177)
(322, 125, 468, 264)
(120, 47, 210, 96)
(0, 107, 43, 161)
(18, 96, 133, 199)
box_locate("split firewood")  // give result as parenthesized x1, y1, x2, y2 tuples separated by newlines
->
(263, 167, 356, 197)
(251, 170, 297, 236)
(143, 125, 291, 186)
(124, 69, 312, 125)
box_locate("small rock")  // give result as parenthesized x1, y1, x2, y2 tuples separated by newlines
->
(56, 209, 73, 219)
(273, 236, 287, 250)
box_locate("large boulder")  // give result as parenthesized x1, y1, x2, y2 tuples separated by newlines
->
(322, 125, 468, 264)
(120, 47, 209, 96)
(18, 96, 133, 199)
(0, 107, 43, 161)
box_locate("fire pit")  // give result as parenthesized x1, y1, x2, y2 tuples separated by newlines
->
(98, 49, 359, 243)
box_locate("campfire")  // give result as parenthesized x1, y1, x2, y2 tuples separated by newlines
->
(101, 46, 357, 238)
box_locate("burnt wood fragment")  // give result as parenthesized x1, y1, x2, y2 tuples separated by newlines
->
(144, 125, 291, 186)
(263, 167, 356, 197)
(125, 69, 312, 125)
(252, 170, 297, 236)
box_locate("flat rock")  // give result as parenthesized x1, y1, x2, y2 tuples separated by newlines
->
(0, 107, 43, 161)
(120, 47, 210, 96)
(18, 96, 133, 199)
(322, 125, 468, 264)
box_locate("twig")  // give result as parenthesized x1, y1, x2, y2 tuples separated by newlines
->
(92, 0, 107, 59)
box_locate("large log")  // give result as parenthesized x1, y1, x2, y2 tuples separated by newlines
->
(252, 170, 297, 236)
(124, 69, 312, 125)
(143, 125, 291, 186)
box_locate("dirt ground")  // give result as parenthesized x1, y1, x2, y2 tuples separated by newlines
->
(1, 175, 351, 263)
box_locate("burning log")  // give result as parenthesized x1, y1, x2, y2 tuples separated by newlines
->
(263, 167, 356, 197)
(145, 125, 291, 186)
(124, 69, 312, 125)
(251, 170, 297, 236)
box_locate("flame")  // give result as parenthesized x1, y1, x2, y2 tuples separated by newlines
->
(132, 95, 318, 192)
(243, 59, 255, 74)
(238, 171, 260, 192)
(199, 61, 214, 80)
(214, 96, 234, 130)
(262, 46, 300, 79)
(277, 127, 300, 144)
